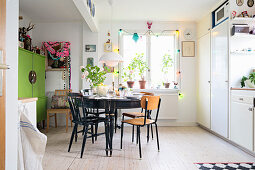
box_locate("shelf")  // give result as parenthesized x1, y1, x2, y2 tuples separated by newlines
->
(231, 33, 255, 39)
(46, 68, 67, 72)
(232, 17, 255, 22)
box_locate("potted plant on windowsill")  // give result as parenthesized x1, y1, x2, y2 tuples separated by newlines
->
(161, 53, 173, 88)
(122, 65, 135, 88)
(132, 53, 149, 89)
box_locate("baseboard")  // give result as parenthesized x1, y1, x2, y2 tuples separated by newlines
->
(198, 123, 255, 157)
(157, 120, 197, 127)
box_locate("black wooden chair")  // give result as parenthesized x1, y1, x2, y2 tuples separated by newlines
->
(120, 96, 161, 159)
(67, 92, 105, 158)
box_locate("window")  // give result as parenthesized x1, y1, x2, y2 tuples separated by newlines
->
(121, 33, 177, 89)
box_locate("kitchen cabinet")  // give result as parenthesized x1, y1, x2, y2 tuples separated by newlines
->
(230, 92, 254, 151)
(197, 32, 211, 129)
(211, 20, 229, 138)
(197, 14, 211, 39)
(18, 48, 46, 123)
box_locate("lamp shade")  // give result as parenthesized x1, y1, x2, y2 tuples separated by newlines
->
(99, 52, 123, 67)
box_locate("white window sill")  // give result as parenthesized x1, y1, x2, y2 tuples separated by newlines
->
(132, 88, 179, 94)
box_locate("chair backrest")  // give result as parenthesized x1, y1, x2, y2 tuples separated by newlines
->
(140, 96, 161, 125)
(55, 89, 72, 96)
(67, 92, 86, 123)
(140, 92, 154, 96)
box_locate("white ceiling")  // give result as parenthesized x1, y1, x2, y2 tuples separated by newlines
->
(94, 0, 222, 22)
(19, 0, 83, 22)
(19, 0, 222, 23)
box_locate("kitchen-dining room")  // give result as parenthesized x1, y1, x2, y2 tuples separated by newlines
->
(2, 0, 255, 170)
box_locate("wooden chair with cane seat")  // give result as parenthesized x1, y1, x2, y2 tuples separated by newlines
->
(122, 92, 154, 142)
(46, 89, 72, 132)
(120, 96, 161, 159)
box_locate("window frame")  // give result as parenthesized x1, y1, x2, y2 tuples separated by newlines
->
(118, 31, 180, 89)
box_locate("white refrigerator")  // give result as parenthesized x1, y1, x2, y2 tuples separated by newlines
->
(211, 20, 229, 138)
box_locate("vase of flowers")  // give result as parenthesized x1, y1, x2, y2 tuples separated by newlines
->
(161, 53, 173, 88)
(80, 64, 108, 94)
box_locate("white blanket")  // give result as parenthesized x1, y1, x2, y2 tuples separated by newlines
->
(18, 105, 47, 170)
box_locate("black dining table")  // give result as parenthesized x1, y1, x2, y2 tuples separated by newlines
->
(83, 97, 141, 156)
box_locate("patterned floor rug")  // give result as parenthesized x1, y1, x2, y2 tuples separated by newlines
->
(195, 162, 255, 170)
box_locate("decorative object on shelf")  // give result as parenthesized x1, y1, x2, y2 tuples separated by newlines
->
(232, 11, 237, 19)
(87, 57, 94, 66)
(161, 53, 173, 88)
(85, 45, 96, 52)
(184, 29, 193, 40)
(42, 41, 71, 89)
(237, 11, 250, 18)
(236, 0, 244, 6)
(231, 25, 249, 36)
(80, 64, 108, 88)
(182, 41, 195, 57)
(19, 22, 35, 51)
(173, 81, 178, 89)
(32, 46, 41, 54)
(19, 41, 24, 48)
(104, 43, 112, 52)
(248, 0, 254, 7)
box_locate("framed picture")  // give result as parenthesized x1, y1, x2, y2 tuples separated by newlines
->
(85, 45, 96, 52)
(182, 41, 195, 57)
(236, 0, 244, 6)
(104, 43, 112, 52)
(87, 57, 94, 66)
(103, 63, 114, 73)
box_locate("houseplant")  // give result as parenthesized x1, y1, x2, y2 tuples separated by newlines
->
(161, 53, 173, 88)
(81, 64, 109, 94)
(122, 63, 136, 88)
(132, 53, 149, 89)
(241, 72, 255, 88)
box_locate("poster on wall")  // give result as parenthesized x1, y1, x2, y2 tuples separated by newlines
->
(85, 45, 96, 52)
(182, 41, 195, 57)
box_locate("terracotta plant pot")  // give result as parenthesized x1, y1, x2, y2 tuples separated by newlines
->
(127, 81, 135, 88)
(139, 80, 146, 89)
(164, 83, 170, 88)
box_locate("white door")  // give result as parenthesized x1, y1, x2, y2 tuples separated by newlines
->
(197, 33, 211, 128)
(230, 101, 253, 151)
(211, 20, 229, 138)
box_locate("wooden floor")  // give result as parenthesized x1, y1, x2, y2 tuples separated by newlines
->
(42, 126, 255, 170)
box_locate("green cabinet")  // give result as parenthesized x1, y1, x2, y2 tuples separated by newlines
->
(18, 48, 47, 123)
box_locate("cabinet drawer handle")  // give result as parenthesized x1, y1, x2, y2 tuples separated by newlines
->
(248, 108, 253, 111)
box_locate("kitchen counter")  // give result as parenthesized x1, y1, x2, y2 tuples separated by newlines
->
(18, 97, 38, 103)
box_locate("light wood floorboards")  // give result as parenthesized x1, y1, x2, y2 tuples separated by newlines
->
(42, 126, 255, 170)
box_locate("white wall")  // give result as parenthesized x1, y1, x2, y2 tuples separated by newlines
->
(6, 0, 19, 169)
(19, 10, 33, 38)
(82, 21, 197, 126)
(32, 22, 83, 93)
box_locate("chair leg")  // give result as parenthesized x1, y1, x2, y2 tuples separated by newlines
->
(147, 124, 150, 143)
(68, 124, 77, 152)
(46, 111, 50, 133)
(120, 122, 124, 149)
(55, 113, 57, 128)
(136, 126, 139, 145)
(138, 126, 142, 159)
(91, 124, 94, 144)
(132, 125, 134, 143)
(104, 120, 109, 156)
(155, 123, 160, 152)
(80, 126, 88, 158)
(95, 122, 98, 141)
(65, 112, 69, 132)
(115, 109, 117, 133)
(151, 124, 154, 140)
(75, 126, 78, 142)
